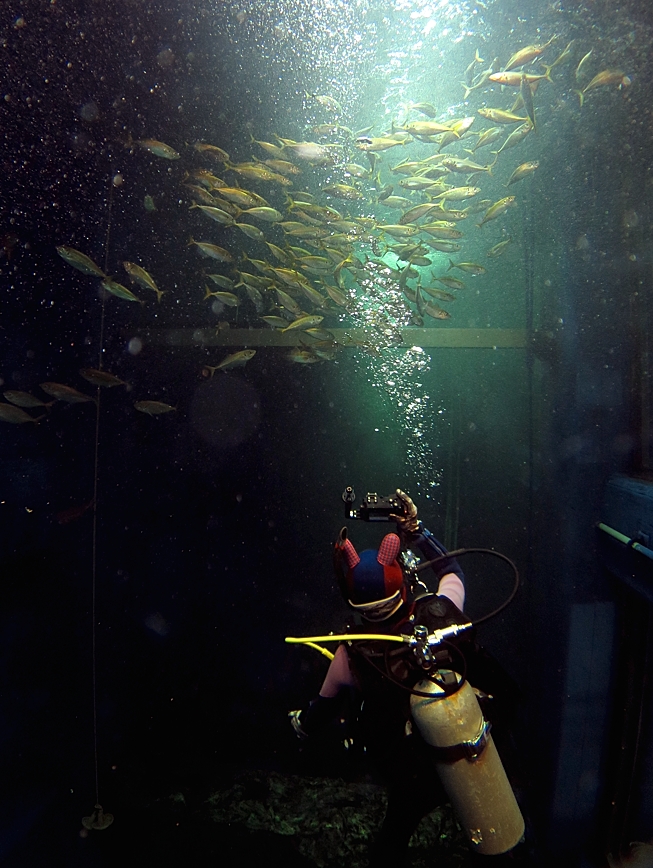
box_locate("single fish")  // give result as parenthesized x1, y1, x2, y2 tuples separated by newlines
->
(440, 156, 494, 174)
(403, 285, 419, 306)
(379, 196, 412, 208)
(184, 184, 217, 205)
(192, 169, 226, 189)
(242, 283, 263, 306)
(190, 204, 236, 225)
(242, 254, 273, 274)
(101, 278, 141, 303)
(250, 136, 286, 157)
(421, 286, 456, 302)
(278, 140, 341, 165)
(261, 158, 302, 175)
(217, 187, 268, 208)
(478, 196, 517, 228)
(400, 176, 447, 191)
(56, 246, 106, 278)
(265, 242, 290, 263)
(464, 199, 493, 215)
(462, 57, 502, 99)
(304, 328, 335, 341)
(464, 49, 485, 87)
(434, 275, 465, 290)
(260, 315, 290, 328)
(421, 227, 465, 241)
(135, 139, 180, 160)
(433, 186, 482, 202)
(0, 403, 39, 424)
(79, 368, 127, 387)
(487, 237, 513, 257)
(194, 142, 230, 162)
(235, 271, 271, 290)
(227, 161, 292, 184)
(234, 222, 266, 241)
(321, 184, 364, 200)
(408, 101, 439, 117)
(214, 349, 256, 371)
(448, 259, 487, 275)
(287, 348, 319, 364)
(477, 108, 528, 125)
(378, 224, 420, 239)
(344, 163, 371, 181)
(56, 498, 95, 524)
(493, 123, 533, 156)
(489, 71, 551, 87)
(123, 262, 164, 302)
(190, 239, 234, 262)
(399, 203, 443, 225)
(424, 301, 451, 320)
(40, 382, 95, 403)
(450, 116, 476, 136)
(504, 37, 556, 71)
(541, 40, 575, 77)
(355, 134, 410, 152)
(275, 288, 303, 315)
(423, 239, 463, 253)
(240, 206, 283, 222)
(577, 69, 631, 106)
(3, 390, 53, 408)
(214, 194, 244, 219)
(520, 73, 536, 130)
(400, 120, 456, 137)
(574, 49, 593, 83)
(134, 400, 177, 415)
(506, 161, 540, 186)
(203, 287, 239, 306)
(207, 273, 235, 290)
(323, 283, 350, 307)
(282, 315, 324, 333)
(468, 127, 503, 152)
(303, 339, 337, 360)
(306, 93, 343, 113)
(415, 284, 426, 318)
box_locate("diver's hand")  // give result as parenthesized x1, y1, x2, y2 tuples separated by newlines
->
(390, 489, 420, 535)
(288, 709, 308, 740)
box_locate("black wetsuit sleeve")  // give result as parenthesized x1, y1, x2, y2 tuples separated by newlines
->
(298, 695, 340, 736)
(410, 524, 464, 584)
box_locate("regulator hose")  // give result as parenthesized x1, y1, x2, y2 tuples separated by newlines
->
(415, 546, 520, 625)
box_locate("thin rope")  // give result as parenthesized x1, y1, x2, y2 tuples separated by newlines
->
(91, 177, 113, 804)
(524, 177, 535, 601)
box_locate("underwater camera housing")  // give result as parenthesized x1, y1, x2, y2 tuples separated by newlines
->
(342, 486, 403, 521)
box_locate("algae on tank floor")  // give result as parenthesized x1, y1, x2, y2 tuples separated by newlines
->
(207, 770, 469, 867)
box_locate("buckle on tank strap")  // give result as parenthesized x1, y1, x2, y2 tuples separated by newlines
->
(461, 718, 492, 760)
(427, 718, 492, 763)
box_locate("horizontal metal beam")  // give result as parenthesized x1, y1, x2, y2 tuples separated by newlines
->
(135, 328, 527, 349)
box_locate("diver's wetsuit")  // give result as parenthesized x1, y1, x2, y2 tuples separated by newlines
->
(297, 527, 522, 867)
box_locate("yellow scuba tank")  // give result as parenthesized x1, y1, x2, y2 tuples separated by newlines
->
(410, 673, 524, 855)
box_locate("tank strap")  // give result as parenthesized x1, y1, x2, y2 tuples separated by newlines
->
(425, 717, 492, 763)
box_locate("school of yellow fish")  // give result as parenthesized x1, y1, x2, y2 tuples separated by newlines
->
(1, 37, 631, 422)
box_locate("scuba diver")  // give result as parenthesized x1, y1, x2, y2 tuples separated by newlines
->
(288, 489, 527, 867)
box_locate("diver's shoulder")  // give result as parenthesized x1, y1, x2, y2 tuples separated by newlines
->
(413, 592, 466, 625)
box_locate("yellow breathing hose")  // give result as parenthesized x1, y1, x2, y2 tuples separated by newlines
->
(302, 642, 336, 661)
(285, 633, 406, 661)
